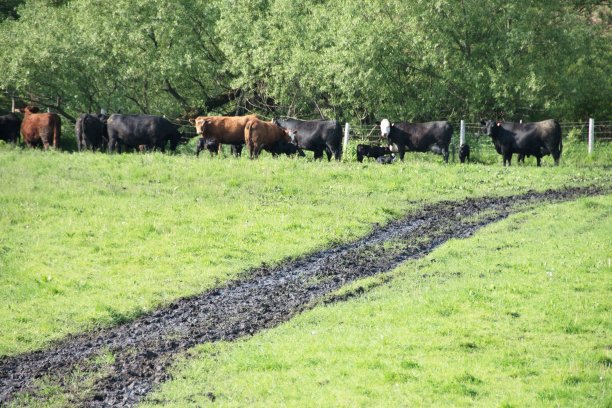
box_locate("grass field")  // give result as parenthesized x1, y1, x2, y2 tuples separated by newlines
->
(142, 195, 612, 407)
(0, 142, 611, 358)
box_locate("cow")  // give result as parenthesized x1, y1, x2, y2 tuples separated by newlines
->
(356, 144, 392, 162)
(0, 113, 21, 143)
(271, 118, 342, 161)
(19, 106, 61, 149)
(195, 137, 219, 157)
(244, 118, 300, 159)
(192, 115, 256, 156)
(380, 119, 453, 162)
(107, 114, 181, 153)
(75, 113, 108, 151)
(480, 120, 562, 166)
(459, 143, 470, 164)
(193, 114, 257, 150)
(195, 138, 244, 157)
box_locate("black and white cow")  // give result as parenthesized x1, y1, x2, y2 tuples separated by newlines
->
(356, 144, 392, 162)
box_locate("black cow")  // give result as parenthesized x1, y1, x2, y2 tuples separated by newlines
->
(356, 144, 392, 162)
(380, 119, 453, 162)
(75, 113, 108, 151)
(459, 143, 470, 164)
(480, 120, 562, 166)
(195, 138, 244, 157)
(266, 138, 305, 157)
(271, 118, 342, 160)
(0, 113, 21, 143)
(195, 137, 219, 157)
(107, 114, 181, 153)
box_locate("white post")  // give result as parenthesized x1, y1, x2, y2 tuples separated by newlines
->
(588, 118, 594, 155)
(11, 97, 15, 113)
(343, 123, 350, 155)
(459, 120, 465, 146)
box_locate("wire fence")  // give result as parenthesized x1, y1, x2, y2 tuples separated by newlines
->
(345, 120, 612, 163)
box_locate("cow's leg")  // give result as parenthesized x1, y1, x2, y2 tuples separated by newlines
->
(254, 144, 263, 159)
(504, 154, 512, 166)
(324, 147, 332, 161)
(536, 156, 542, 167)
(551, 148, 561, 166)
(398, 145, 406, 161)
(328, 144, 341, 161)
(313, 148, 324, 160)
(442, 146, 449, 163)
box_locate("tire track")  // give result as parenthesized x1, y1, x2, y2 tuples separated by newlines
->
(0, 186, 605, 406)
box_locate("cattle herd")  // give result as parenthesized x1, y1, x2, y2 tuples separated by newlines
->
(0, 106, 564, 166)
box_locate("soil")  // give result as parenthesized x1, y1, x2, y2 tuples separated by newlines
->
(0, 186, 606, 407)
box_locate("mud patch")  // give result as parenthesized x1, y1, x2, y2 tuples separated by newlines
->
(0, 186, 606, 406)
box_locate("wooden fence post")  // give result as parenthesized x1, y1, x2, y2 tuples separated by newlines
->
(588, 118, 594, 155)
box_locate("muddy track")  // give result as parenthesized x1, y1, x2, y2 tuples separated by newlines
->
(0, 186, 606, 407)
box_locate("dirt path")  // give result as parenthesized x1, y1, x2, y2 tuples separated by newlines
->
(0, 186, 606, 407)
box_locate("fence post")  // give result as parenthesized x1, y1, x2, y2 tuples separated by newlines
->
(11, 97, 15, 113)
(343, 123, 350, 156)
(459, 120, 465, 146)
(588, 118, 594, 155)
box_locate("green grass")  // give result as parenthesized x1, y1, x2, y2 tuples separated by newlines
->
(0, 144, 611, 356)
(143, 195, 612, 407)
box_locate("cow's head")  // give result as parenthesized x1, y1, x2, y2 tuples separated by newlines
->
(22, 105, 40, 114)
(480, 120, 502, 138)
(380, 119, 391, 138)
(194, 117, 209, 135)
(284, 129, 298, 143)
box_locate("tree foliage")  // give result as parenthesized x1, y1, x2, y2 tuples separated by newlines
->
(0, 0, 609, 123)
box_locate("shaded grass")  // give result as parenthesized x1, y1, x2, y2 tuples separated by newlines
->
(143, 195, 612, 407)
(0, 145, 611, 356)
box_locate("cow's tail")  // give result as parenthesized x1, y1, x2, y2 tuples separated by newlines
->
(245, 120, 255, 159)
(554, 120, 562, 165)
(53, 115, 61, 149)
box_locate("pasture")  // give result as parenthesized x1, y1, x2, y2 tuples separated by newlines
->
(142, 195, 612, 407)
(0, 142, 611, 406)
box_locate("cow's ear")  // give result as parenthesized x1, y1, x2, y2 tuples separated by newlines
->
(480, 120, 486, 125)
(205, 119, 212, 124)
(188, 118, 195, 125)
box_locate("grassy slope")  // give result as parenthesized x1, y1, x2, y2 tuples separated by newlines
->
(143, 195, 612, 408)
(0, 144, 610, 356)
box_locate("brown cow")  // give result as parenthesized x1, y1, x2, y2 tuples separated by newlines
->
(20, 106, 61, 149)
(193, 115, 256, 154)
(244, 118, 296, 159)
